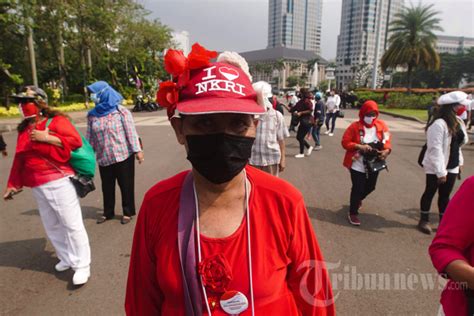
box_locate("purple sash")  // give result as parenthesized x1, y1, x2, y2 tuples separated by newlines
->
(178, 172, 202, 316)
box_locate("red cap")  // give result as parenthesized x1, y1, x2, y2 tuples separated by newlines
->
(177, 62, 263, 115)
(156, 43, 264, 118)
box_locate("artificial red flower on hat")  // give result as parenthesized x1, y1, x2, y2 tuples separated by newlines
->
(164, 49, 188, 78)
(156, 81, 179, 118)
(198, 254, 233, 294)
(157, 42, 218, 118)
(187, 43, 218, 70)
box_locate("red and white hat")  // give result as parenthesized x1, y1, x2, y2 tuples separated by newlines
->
(156, 43, 264, 118)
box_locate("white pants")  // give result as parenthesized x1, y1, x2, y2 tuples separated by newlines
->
(32, 177, 91, 270)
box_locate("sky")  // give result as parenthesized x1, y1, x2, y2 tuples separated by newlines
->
(140, 0, 474, 61)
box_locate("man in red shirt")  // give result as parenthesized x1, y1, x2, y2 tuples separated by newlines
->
(125, 44, 335, 315)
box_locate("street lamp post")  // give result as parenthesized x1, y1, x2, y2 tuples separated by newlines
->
(371, 0, 384, 89)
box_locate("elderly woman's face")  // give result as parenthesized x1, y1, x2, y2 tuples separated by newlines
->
(172, 113, 257, 145)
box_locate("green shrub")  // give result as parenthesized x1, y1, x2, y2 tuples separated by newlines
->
(355, 91, 385, 104)
(385, 93, 435, 110)
(354, 90, 436, 109)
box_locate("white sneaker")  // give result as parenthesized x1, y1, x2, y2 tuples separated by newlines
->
(306, 146, 314, 156)
(294, 154, 305, 158)
(315, 145, 323, 150)
(324, 130, 330, 135)
(328, 133, 334, 136)
(55, 261, 70, 272)
(73, 268, 90, 286)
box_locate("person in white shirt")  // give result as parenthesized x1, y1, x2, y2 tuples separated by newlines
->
(288, 93, 299, 132)
(418, 91, 469, 235)
(324, 90, 341, 136)
(250, 81, 289, 176)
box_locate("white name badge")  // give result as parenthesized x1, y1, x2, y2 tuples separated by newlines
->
(220, 291, 249, 315)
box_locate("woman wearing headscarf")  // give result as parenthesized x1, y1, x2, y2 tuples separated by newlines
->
(341, 100, 392, 226)
(290, 88, 314, 158)
(86, 81, 143, 225)
(418, 91, 469, 235)
(429, 176, 474, 316)
(4, 86, 91, 285)
(125, 44, 334, 315)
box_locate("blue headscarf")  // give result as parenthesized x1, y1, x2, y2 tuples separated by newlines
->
(87, 81, 124, 117)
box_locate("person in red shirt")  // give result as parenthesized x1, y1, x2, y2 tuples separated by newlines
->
(3, 86, 91, 286)
(341, 100, 392, 226)
(125, 44, 335, 315)
(429, 176, 474, 316)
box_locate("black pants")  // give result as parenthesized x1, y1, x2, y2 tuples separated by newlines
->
(420, 173, 457, 222)
(296, 120, 312, 154)
(99, 154, 136, 218)
(325, 112, 338, 133)
(350, 169, 379, 215)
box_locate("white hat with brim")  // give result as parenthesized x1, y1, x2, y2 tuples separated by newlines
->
(437, 91, 468, 106)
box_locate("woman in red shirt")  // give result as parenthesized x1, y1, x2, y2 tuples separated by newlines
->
(125, 44, 335, 315)
(429, 176, 474, 316)
(3, 86, 91, 286)
(341, 100, 392, 226)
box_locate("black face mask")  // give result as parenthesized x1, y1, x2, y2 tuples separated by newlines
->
(186, 133, 255, 184)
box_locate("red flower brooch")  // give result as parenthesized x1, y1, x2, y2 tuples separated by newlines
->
(156, 43, 217, 118)
(198, 254, 233, 294)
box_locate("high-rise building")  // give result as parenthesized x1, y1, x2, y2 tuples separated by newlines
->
(172, 31, 190, 56)
(335, 0, 404, 90)
(268, 0, 323, 54)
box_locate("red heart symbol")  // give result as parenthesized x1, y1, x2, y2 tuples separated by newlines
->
(219, 67, 240, 81)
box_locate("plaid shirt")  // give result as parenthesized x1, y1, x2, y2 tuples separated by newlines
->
(250, 106, 289, 166)
(86, 106, 141, 167)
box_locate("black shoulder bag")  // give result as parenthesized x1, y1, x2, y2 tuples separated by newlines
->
(360, 129, 388, 173)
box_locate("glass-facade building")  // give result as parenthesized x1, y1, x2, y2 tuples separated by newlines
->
(268, 0, 323, 54)
(335, 0, 404, 89)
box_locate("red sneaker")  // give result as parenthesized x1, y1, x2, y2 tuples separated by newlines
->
(348, 213, 361, 226)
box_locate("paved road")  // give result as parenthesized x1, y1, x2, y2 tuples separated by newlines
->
(1, 109, 473, 315)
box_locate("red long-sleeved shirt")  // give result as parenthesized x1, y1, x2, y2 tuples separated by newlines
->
(429, 176, 474, 316)
(7, 116, 82, 188)
(125, 166, 335, 315)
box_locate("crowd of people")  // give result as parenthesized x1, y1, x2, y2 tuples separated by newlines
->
(1, 43, 473, 315)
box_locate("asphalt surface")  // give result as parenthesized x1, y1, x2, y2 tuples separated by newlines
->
(1, 109, 473, 315)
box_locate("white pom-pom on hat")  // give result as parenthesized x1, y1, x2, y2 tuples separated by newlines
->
(217, 51, 252, 82)
(252, 81, 273, 109)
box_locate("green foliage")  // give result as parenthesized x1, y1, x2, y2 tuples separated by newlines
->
(286, 76, 299, 88)
(355, 91, 385, 104)
(381, 3, 442, 90)
(0, 102, 92, 117)
(0, 0, 172, 105)
(355, 91, 436, 109)
(385, 93, 435, 109)
(391, 50, 474, 88)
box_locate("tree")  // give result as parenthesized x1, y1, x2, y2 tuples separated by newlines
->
(391, 50, 474, 88)
(381, 3, 442, 92)
(273, 58, 285, 89)
(306, 58, 319, 73)
(0, 0, 172, 104)
(0, 1, 25, 106)
(286, 76, 299, 88)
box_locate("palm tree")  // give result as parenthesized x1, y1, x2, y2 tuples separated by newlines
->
(381, 3, 442, 92)
(274, 58, 285, 90)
